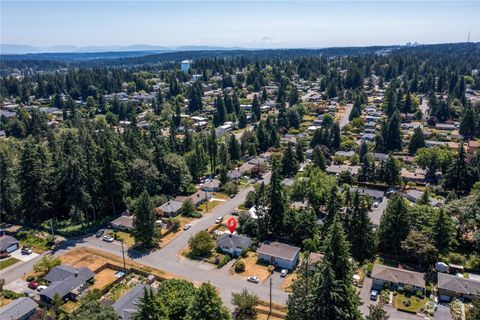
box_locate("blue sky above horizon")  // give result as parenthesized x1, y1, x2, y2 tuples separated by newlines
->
(1, 1, 479, 49)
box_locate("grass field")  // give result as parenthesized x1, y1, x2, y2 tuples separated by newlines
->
(394, 293, 426, 313)
(0, 257, 19, 270)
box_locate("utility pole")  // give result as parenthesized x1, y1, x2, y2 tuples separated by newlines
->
(50, 220, 55, 242)
(269, 277, 272, 315)
(121, 240, 126, 273)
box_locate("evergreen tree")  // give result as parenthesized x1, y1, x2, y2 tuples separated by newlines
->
(19, 140, 52, 223)
(312, 146, 326, 170)
(228, 134, 241, 161)
(432, 209, 455, 254)
(134, 287, 169, 320)
(268, 158, 287, 235)
(460, 106, 478, 139)
(443, 143, 474, 195)
(287, 254, 315, 320)
(329, 124, 341, 151)
(366, 302, 390, 320)
(252, 95, 261, 120)
(408, 126, 426, 155)
(282, 142, 299, 178)
(348, 192, 375, 262)
(385, 111, 402, 151)
(377, 194, 410, 254)
(383, 154, 400, 186)
(133, 192, 160, 247)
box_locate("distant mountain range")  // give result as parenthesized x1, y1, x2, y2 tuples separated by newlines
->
(0, 44, 245, 55)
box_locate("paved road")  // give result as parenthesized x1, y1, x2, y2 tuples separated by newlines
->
(419, 96, 429, 119)
(339, 103, 353, 129)
(49, 172, 283, 308)
(0, 254, 44, 284)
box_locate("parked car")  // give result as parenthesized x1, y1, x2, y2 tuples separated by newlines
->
(370, 290, 378, 301)
(103, 235, 114, 243)
(21, 247, 33, 255)
(215, 216, 224, 224)
(247, 276, 259, 283)
(37, 285, 48, 292)
(373, 202, 379, 208)
(28, 281, 39, 289)
(280, 269, 288, 277)
(96, 229, 105, 238)
(183, 224, 192, 231)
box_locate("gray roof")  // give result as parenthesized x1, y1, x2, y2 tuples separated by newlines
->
(371, 264, 425, 289)
(201, 179, 221, 190)
(349, 187, 384, 200)
(227, 170, 243, 179)
(216, 234, 252, 250)
(111, 215, 134, 229)
(0, 235, 18, 252)
(157, 200, 183, 213)
(257, 241, 300, 261)
(41, 265, 95, 300)
(438, 273, 480, 296)
(113, 284, 150, 320)
(0, 297, 37, 320)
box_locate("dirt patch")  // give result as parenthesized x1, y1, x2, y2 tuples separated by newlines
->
(160, 217, 193, 247)
(59, 247, 179, 280)
(0, 297, 13, 307)
(280, 273, 297, 292)
(231, 252, 271, 283)
(91, 268, 118, 290)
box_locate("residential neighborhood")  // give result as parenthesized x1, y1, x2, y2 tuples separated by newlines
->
(1, 29, 480, 320)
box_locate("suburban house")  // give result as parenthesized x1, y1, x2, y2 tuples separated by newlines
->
(113, 284, 151, 320)
(326, 165, 360, 176)
(438, 273, 480, 302)
(402, 189, 441, 207)
(188, 190, 212, 207)
(157, 200, 183, 217)
(400, 168, 426, 184)
(0, 297, 37, 320)
(303, 252, 325, 271)
(0, 235, 19, 258)
(216, 233, 252, 257)
(40, 265, 95, 304)
(371, 264, 425, 292)
(110, 215, 134, 231)
(227, 169, 243, 180)
(257, 241, 301, 270)
(349, 187, 384, 202)
(200, 179, 221, 192)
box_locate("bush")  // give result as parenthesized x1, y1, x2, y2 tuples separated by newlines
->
(26, 276, 35, 282)
(218, 255, 231, 268)
(1, 290, 22, 299)
(268, 265, 275, 273)
(188, 231, 215, 257)
(415, 290, 423, 298)
(235, 260, 246, 273)
(425, 285, 432, 296)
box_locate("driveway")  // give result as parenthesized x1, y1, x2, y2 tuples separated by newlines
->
(49, 172, 287, 309)
(339, 103, 353, 129)
(369, 197, 389, 227)
(435, 304, 453, 320)
(10, 250, 40, 262)
(359, 277, 427, 320)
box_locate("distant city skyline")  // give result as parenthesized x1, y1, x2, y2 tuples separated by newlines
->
(1, 1, 478, 51)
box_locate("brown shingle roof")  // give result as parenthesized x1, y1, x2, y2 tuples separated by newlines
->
(371, 264, 425, 288)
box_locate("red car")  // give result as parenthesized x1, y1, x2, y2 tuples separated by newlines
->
(28, 281, 39, 289)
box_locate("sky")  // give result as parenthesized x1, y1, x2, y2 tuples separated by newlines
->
(1, 0, 479, 49)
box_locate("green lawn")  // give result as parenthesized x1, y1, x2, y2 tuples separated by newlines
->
(0, 257, 19, 270)
(394, 293, 426, 313)
(111, 231, 135, 247)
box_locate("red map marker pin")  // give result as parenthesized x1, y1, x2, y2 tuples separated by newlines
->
(227, 217, 237, 234)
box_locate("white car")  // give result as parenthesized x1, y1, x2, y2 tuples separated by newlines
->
(370, 290, 378, 301)
(280, 269, 288, 277)
(183, 224, 192, 231)
(215, 216, 223, 224)
(373, 202, 379, 208)
(37, 285, 48, 292)
(103, 235, 114, 243)
(247, 275, 259, 283)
